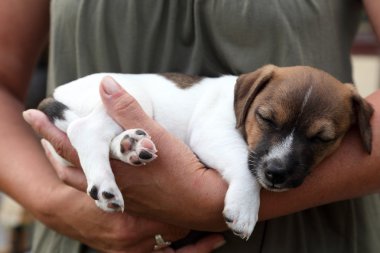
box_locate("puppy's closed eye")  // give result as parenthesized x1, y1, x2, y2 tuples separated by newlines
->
(255, 107, 278, 129)
(307, 120, 337, 143)
(310, 132, 336, 143)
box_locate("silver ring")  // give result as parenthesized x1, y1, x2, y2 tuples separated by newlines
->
(153, 234, 171, 251)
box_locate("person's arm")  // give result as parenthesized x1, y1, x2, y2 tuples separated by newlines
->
(0, 0, 52, 215)
(24, 78, 228, 231)
(363, 0, 380, 40)
(26, 76, 380, 231)
(0, 1, 224, 252)
(100, 82, 380, 222)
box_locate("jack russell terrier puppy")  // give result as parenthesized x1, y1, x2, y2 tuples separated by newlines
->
(38, 65, 373, 239)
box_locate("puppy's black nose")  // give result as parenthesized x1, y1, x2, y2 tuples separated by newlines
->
(264, 160, 287, 185)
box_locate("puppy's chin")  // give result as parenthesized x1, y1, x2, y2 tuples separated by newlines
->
(256, 175, 304, 192)
(261, 183, 289, 192)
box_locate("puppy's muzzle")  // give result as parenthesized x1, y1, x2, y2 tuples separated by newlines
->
(261, 158, 305, 190)
(249, 151, 307, 191)
(263, 158, 287, 185)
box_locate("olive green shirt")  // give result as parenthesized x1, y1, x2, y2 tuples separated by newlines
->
(33, 0, 380, 252)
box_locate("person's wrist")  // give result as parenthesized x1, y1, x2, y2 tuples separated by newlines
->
(189, 168, 228, 231)
(32, 180, 82, 227)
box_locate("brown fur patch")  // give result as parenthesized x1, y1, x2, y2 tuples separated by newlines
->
(238, 65, 373, 163)
(306, 119, 336, 140)
(160, 73, 203, 89)
(235, 65, 373, 191)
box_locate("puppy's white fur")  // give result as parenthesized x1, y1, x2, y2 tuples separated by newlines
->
(51, 73, 260, 239)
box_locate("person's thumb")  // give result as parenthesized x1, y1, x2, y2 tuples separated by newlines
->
(99, 76, 154, 130)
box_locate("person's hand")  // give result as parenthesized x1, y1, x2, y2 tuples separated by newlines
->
(29, 170, 188, 253)
(99, 76, 228, 230)
(23, 76, 227, 252)
(36, 178, 225, 253)
(24, 76, 228, 231)
(152, 234, 226, 253)
(26, 137, 226, 253)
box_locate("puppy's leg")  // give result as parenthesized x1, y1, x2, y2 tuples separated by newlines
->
(39, 98, 124, 211)
(189, 126, 260, 240)
(222, 171, 260, 240)
(110, 129, 157, 165)
(66, 104, 125, 212)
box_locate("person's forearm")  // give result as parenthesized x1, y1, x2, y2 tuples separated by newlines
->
(0, 88, 69, 220)
(259, 90, 380, 220)
(25, 81, 380, 233)
(0, 88, 93, 242)
(0, 88, 131, 249)
(0, 0, 92, 241)
(104, 85, 380, 228)
(364, 0, 380, 41)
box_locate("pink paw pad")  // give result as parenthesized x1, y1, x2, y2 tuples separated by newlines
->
(111, 128, 158, 166)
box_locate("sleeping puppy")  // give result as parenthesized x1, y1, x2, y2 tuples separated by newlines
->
(38, 65, 373, 239)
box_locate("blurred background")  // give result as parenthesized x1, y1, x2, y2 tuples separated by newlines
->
(352, 15, 380, 96)
(0, 13, 378, 253)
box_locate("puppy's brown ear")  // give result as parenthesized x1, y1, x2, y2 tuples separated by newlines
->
(348, 85, 374, 154)
(234, 65, 276, 128)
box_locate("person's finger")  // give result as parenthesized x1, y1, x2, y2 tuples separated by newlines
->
(41, 138, 87, 191)
(99, 76, 154, 130)
(176, 234, 225, 253)
(104, 223, 189, 253)
(23, 109, 80, 166)
(154, 234, 226, 253)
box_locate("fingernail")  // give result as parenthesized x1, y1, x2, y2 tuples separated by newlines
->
(213, 239, 226, 250)
(102, 76, 121, 95)
(22, 110, 33, 125)
(40, 139, 50, 155)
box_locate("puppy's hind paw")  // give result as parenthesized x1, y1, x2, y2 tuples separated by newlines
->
(87, 182, 124, 212)
(110, 129, 157, 166)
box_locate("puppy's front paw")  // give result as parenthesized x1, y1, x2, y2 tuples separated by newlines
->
(110, 129, 157, 166)
(223, 185, 260, 240)
(87, 180, 124, 212)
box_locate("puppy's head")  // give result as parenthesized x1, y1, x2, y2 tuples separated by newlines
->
(234, 65, 373, 191)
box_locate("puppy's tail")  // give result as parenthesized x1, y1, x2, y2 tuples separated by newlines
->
(37, 97, 78, 132)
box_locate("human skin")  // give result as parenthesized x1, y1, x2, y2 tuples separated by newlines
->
(0, 1, 224, 252)
(26, 76, 380, 228)
(24, 77, 229, 231)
